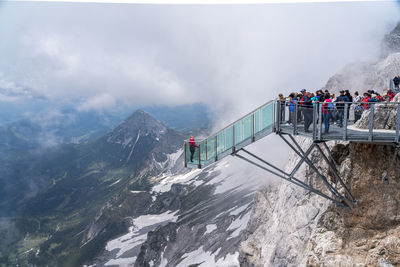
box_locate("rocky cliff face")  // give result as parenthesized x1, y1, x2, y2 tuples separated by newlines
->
(306, 143, 400, 266)
(240, 139, 400, 266)
(240, 138, 328, 266)
(240, 22, 400, 267)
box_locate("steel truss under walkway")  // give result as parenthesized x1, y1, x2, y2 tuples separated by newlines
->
(233, 133, 357, 208)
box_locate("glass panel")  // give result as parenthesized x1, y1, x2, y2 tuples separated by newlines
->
(261, 103, 274, 129)
(217, 132, 224, 154)
(235, 121, 242, 144)
(185, 142, 191, 164)
(243, 115, 252, 141)
(254, 110, 260, 134)
(207, 137, 216, 161)
(225, 126, 233, 150)
(198, 141, 206, 165)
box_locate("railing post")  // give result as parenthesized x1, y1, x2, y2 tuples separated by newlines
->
(205, 139, 208, 161)
(223, 130, 226, 152)
(241, 120, 244, 143)
(396, 103, 400, 143)
(318, 102, 323, 140)
(184, 142, 187, 167)
(232, 125, 236, 154)
(343, 103, 348, 141)
(252, 113, 255, 142)
(369, 103, 374, 142)
(198, 144, 201, 169)
(294, 102, 298, 135)
(273, 101, 276, 132)
(312, 103, 317, 140)
(215, 136, 218, 162)
(276, 100, 281, 133)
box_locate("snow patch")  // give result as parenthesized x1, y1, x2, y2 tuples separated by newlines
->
(130, 190, 145, 194)
(229, 205, 248, 216)
(227, 211, 251, 239)
(152, 168, 201, 193)
(176, 246, 239, 267)
(105, 211, 178, 266)
(109, 179, 121, 187)
(159, 253, 168, 267)
(205, 224, 217, 235)
(105, 257, 137, 267)
(126, 129, 140, 163)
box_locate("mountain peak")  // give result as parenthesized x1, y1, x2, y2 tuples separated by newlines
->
(106, 109, 168, 148)
(122, 109, 166, 132)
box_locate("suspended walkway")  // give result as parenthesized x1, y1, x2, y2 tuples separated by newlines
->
(184, 98, 400, 208)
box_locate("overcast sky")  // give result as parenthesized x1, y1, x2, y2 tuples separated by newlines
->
(0, 1, 399, 125)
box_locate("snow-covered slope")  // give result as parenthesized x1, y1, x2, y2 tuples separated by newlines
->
(91, 135, 287, 267)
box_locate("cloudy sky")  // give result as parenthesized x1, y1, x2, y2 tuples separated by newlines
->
(0, 1, 399, 125)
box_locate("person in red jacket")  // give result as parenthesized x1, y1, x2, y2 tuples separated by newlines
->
(387, 88, 396, 101)
(362, 93, 370, 109)
(189, 135, 199, 162)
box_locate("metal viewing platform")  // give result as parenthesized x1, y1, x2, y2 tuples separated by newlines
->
(184, 99, 400, 207)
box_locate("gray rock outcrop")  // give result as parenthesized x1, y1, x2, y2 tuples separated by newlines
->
(355, 102, 399, 130)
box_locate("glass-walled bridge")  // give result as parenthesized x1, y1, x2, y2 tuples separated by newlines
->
(183, 99, 400, 207)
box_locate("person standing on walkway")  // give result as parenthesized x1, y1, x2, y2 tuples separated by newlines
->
(362, 92, 371, 110)
(330, 93, 337, 124)
(353, 91, 363, 122)
(287, 93, 297, 125)
(322, 95, 332, 133)
(189, 136, 199, 162)
(335, 90, 350, 127)
(394, 76, 400, 90)
(299, 89, 307, 123)
(278, 93, 286, 123)
(387, 88, 396, 101)
(345, 90, 353, 121)
(302, 92, 313, 132)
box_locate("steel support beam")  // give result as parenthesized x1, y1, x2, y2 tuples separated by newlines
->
(322, 142, 340, 171)
(279, 134, 346, 201)
(315, 143, 356, 203)
(231, 134, 358, 207)
(233, 151, 344, 206)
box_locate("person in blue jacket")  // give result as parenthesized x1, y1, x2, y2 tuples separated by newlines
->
(335, 90, 350, 127)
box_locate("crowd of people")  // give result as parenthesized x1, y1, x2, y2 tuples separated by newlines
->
(279, 88, 399, 134)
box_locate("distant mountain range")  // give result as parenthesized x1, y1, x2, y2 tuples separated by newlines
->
(0, 107, 260, 267)
(0, 109, 185, 266)
(0, 103, 210, 161)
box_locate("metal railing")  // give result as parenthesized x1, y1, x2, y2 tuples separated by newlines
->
(184, 98, 400, 169)
(278, 100, 400, 143)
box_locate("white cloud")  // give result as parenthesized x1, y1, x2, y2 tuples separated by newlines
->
(0, 2, 399, 127)
(78, 93, 117, 111)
